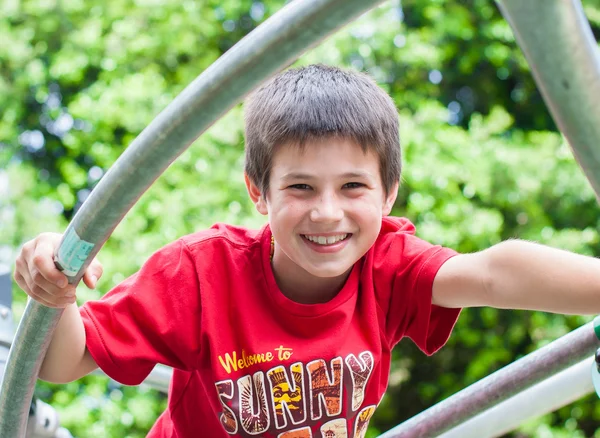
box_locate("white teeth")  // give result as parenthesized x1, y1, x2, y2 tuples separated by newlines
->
(304, 234, 348, 245)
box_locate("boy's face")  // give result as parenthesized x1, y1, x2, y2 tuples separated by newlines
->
(246, 137, 398, 283)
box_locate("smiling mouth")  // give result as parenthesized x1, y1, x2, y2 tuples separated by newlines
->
(301, 234, 352, 245)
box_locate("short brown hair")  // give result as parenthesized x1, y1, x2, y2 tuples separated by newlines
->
(244, 64, 401, 196)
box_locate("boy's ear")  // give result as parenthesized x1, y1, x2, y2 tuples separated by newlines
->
(382, 181, 399, 216)
(244, 173, 268, 215)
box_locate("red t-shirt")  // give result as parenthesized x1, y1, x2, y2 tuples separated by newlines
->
(81, 217, 460, 437)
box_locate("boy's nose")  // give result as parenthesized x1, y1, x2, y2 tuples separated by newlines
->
(310, 194, 344, 223)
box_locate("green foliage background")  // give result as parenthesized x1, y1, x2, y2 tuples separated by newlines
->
(2, 0, 600, 436)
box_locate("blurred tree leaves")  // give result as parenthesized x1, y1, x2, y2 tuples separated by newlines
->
(3, 0, 600, 436)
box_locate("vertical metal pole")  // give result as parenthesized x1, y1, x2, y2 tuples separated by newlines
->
(0, 265, 13, 381)
(497, 0, 600, 200)
(0, 1, 386, 436)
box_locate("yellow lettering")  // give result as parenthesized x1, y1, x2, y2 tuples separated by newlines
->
(275, 345, 294, 361)
(218, 352, 238, 373)
(218, 348, 278, 374)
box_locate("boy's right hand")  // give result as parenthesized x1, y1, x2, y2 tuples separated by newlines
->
(14, 233, 103, 309)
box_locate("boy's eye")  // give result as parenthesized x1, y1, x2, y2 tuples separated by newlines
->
(343, 182, 365, 189)
(288, 184, 311, 190)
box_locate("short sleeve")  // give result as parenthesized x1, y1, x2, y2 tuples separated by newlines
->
(80, 239, 201, 385)
(373, 218, 461, 355)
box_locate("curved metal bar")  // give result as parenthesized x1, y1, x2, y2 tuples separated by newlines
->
(498, 0, 600, 199)
(0, 0, 386, 435)
(379, 322, 600, 437)
(438, 357, 594, 438)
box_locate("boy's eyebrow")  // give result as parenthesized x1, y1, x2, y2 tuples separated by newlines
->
(280, 171, 375, 180)
(340, 171, 375, 179)
(281, 172, 315, 181)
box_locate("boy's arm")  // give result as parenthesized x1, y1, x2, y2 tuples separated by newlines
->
(39, 303, 98, 383)
(433, 239, 600, 314)
(14, 232, 102, 383)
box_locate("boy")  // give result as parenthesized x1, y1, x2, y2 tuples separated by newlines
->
(13, 64, 600, 438)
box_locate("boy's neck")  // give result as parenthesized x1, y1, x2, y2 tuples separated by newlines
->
(273, 268, 350, 304)
(271, 251, 351, 305)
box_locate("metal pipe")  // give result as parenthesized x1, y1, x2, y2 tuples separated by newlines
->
(439, 357, 594, 438)
(0, 0, 386, 435)
(379, 322, 600, 437)
(140, 364, 173, 395)
(92, 364, 173, 395)
(497, 0, 600, 200)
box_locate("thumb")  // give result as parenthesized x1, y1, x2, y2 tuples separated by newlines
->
(83, 258, 103, 289)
